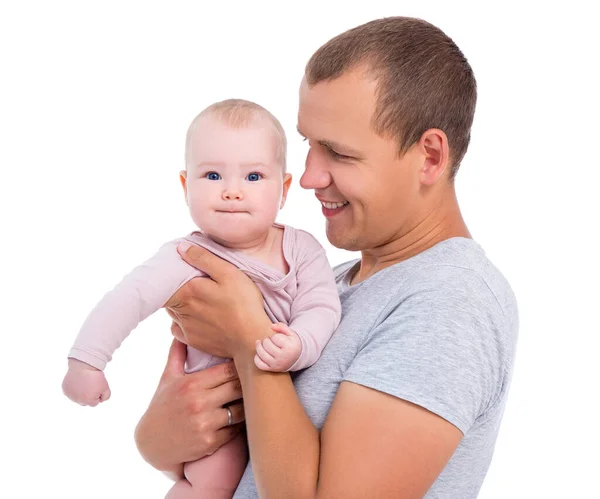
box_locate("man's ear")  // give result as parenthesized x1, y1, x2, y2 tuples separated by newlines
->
(419, 129, 449, 185)
(280, 173, 293, 209)
(179, 170, 189, 205)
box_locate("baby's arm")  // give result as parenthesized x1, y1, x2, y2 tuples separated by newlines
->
(62, 238, 203, 406)
(254, 231, 341, 372)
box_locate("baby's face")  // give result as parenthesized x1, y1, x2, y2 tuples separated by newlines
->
(182, 116, 291, 247)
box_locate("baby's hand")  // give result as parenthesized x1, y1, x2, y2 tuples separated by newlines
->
(62, 358, 111, 407)
(254, 323, 302, 372)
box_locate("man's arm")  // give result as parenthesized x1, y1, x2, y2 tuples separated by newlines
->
(234, 349, 462, 499)
(172, 244, 495, 497)
(235, 266, 502, 497)
(318, 382, 462, 498)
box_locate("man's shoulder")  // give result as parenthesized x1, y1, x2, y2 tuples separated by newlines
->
(387, 237, 516, 314)
(336, 239, 517, 339)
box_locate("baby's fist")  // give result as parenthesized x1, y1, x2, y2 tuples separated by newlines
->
(254, 323, 302, 372)
(62, 359, 111, 407)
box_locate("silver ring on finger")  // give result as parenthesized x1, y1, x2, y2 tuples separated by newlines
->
(226, 406, 233, 426)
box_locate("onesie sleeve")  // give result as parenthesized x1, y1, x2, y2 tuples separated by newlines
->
(287, 231, 342, 371)
(343, 265, 508, 434)
(68, 238, 204, 370)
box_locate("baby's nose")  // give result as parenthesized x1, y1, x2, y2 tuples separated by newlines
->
(222, 188, 243, 200)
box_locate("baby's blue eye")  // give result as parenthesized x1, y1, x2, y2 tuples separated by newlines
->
(206, 172, 221, 180)
(247, 173, 261, 182)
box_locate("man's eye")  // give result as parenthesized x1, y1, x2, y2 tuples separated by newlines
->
(206, 172, 221, 180)
(327, 147, 351, 161)
(247, 173, 261, 181)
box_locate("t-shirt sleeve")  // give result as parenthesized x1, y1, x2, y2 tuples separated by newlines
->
(343, 265, 507, 434)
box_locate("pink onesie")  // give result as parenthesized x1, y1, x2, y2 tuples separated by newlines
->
(68, 224, 341, 374)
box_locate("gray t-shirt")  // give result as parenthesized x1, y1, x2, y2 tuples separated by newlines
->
(234, 237, 518, 498)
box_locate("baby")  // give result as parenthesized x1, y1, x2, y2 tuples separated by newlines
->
(62, 99, 342, 498)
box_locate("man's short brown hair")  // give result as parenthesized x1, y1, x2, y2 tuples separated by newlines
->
(305, 17, 477, 180)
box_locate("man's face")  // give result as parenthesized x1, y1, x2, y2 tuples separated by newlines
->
(297, 69, 423, 252)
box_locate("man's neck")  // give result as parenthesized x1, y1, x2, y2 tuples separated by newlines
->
(351, 189, 470, 285)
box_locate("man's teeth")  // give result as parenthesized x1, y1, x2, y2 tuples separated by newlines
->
(322, 201, 349, 209)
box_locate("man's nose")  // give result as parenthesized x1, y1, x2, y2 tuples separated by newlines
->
(299, 149, 332, 190)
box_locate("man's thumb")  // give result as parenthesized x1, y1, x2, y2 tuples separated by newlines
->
(162, 334, 187, 379)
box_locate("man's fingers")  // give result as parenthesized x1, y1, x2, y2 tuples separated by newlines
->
(170, 321, 187, 343)
(165, 307, 177, 321)
(209, 378, 243, 407)
(214, 422, 245, 449)
(221, 402, 245, 428)
(161, 337, 187, 380)
(177, 242, 236, 283)
(191, 361, 239, 390)
(196, 422, 244, 459)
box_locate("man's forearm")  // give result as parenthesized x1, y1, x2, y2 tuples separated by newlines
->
(234, 353, 320, 499)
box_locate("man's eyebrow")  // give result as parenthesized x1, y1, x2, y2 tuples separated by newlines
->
(296, 125, 362, 157)
(319, 139, 362, 157)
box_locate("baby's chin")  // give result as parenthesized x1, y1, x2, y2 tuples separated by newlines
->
(199, 222, 275, 249)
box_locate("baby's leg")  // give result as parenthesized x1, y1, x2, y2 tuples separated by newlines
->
(165, 432, 248, 499)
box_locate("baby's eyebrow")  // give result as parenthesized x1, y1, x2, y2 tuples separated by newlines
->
(196, 161, 226, 168)
(239, 162, 269, 168)
(195, 162, 271, 169)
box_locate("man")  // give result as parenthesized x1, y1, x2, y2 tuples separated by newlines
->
(135, 16, 518, 498)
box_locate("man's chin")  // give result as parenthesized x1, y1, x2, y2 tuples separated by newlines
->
(326, 227, 361, 252)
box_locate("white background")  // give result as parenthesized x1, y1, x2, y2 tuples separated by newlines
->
(1, 1, 598, 497)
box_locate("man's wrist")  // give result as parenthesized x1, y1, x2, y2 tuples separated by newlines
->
(232, 315, 272, 360)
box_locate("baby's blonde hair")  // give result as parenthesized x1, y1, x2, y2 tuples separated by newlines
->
(185, 98, 287, 172)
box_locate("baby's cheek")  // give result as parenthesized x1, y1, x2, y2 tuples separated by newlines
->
(187, 200, 212, 230)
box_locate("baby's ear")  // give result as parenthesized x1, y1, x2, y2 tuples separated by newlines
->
(280, 173, 293, 209)
(179, 170, 189, 205)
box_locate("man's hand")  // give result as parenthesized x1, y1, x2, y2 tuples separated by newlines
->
(164, 242, 272, 360)
(254, 323, 302, 372)
(135, 337, 245, 478)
